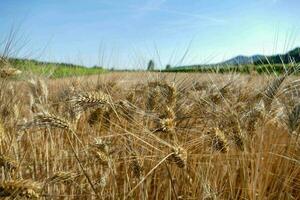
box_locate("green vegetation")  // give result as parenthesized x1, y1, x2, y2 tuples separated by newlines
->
(165, 64, 171, 70)
(147, 60, 155, 71)
(163, 47, 300, 74)
(9, 58, 105, 78)
(163, 63, 298, 75)
(254, 47, 300, 64)
(6, 51, 300, 78)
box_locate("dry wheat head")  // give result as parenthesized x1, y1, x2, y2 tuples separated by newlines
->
(70, 91, 111, 115)
(0, 67, 21, 78)
(210, 128, 229, 153)
(129, 151, 144, 178)
(0, 179, 42, 198)
(19, 112, 71, 131)
(286, 103, 300, 135)
(168, 146, 187, 168)
(47, 171, 80, 184)
(0, 155, 17, 170)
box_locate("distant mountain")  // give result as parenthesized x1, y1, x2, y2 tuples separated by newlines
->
(219, 47, 300, 65)
(219, 55, 264, 65)
(253, 47, 300, 64)
(164, 47, 300, 72)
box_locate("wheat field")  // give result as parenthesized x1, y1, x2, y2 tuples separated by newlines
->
(0, 70, 299, 199)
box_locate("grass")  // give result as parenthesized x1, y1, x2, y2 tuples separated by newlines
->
(9, 58, 106, 78)
(0, 71, 299, 199)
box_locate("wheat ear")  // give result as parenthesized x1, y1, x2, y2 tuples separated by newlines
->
(0, 155, 17, 170)
(19, 112, 100, 198)
(286, 103, 300, 135)
(210, 128, 229, 153)
(0, 67, 21, 78)
(0, 179, 42, 198)
(46, 171, 80, 184)
(168, 146, 187, 168)
(70, 91, 111, 115)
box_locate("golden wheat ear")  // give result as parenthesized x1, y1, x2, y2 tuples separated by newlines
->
(128, 149, 144, 178)
(18, 112, 71, 131)
(125, 136, 144, 178)
(91, 148, 110, 166)
(69, 91, 111, 116)
(261, 65, 299, 111)
(0, 58, 21, 78)
(0, 67, 21, 78)
(18, 113, 98, 197)
(27, 78, 49, 105)
(89, 137, 112, 168)
(263, 76, 286, 109)
(285, 103, 300, 135)
(159, 82, 177, 109)
(46, 171, 80, 184)
(0, 155, 17, 171)
(91, 137, 111, 153)
(0, 179, 42, 198)
(232, 133, 245, 151)
(168, 146, 187, 168)
(209, 128, 229, 153)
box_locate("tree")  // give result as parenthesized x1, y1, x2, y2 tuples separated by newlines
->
(147, 60, 155, 71)
(165, 64, 171, 70)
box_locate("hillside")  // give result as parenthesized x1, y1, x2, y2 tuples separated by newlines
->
(219, 55, 264, 65)
(220, 47, 300, 65)
(164, 47, 300, 73)
(7, 58, 105, 78)
(253, 47, 300, 64)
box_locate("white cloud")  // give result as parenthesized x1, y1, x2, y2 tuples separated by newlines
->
(132, 0, 225, 24)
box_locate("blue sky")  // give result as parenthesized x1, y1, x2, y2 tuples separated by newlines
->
(1, 0, 300, 69)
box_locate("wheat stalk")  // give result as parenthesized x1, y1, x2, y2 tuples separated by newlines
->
(46, 171, 80, 184)
(18, 112, 100, 198)
(116, 100, 136, 122)
(0, 120, 4, 144)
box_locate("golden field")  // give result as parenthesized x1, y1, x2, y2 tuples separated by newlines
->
(0, 71, 299, 199)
